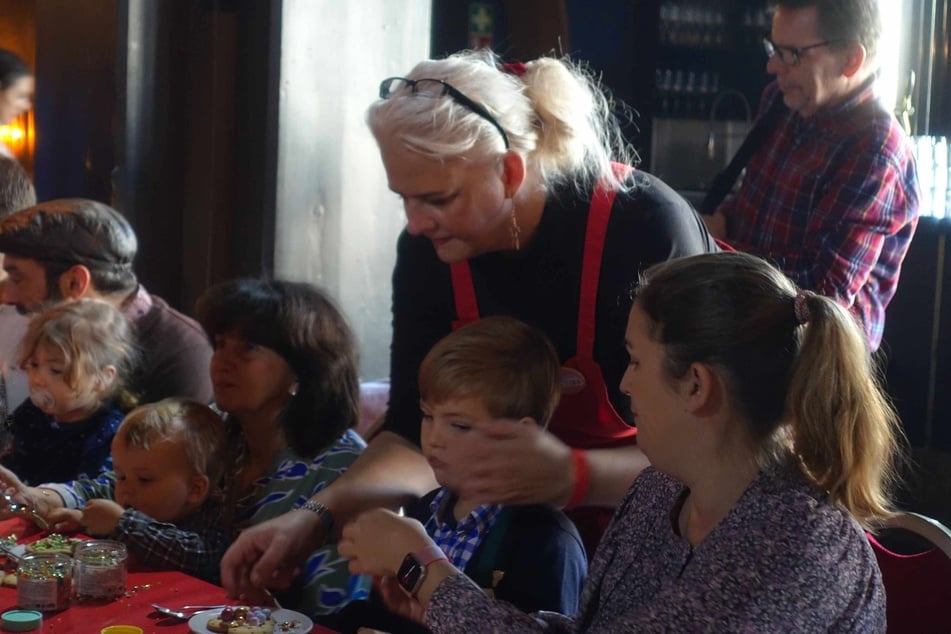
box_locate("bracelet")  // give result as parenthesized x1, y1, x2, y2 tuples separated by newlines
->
(297, 499, 335, 536)
(565, 449, 590, 510)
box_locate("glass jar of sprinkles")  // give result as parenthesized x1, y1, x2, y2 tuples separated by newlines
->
(73, 541, 127, 600)
(18, 552, 72, 612)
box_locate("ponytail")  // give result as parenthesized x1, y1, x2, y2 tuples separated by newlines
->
(519, 57, 636, 192)
(787, 293, 901, 528)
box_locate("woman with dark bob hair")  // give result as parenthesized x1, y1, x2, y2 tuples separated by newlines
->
(196, 278, 360, 457)
(195, 278, 370, 619)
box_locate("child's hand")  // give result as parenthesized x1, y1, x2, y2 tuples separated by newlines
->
(79, 499, 125, 536)
(45, 508, 83, 533)
(338, 509, 433, 577)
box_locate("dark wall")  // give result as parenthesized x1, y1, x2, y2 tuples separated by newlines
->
(23, 1, 280, 312)
(881, 218, 951, 453)
(930, 0, 950, 134)
(882, 219, 944, 448)
(565, 0, 646, 162)
(33, 0, 116, 203)
(114, 0, 280, 310)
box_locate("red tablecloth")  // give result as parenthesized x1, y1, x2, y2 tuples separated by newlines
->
(0, 518, 337, 633)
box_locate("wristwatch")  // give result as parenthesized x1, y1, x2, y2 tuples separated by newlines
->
(396, 545, 447, 596)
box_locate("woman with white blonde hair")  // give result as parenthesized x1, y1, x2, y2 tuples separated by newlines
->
(222, 50, 716, 599)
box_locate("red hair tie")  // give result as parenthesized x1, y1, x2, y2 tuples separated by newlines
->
(501, 61, 527, 77)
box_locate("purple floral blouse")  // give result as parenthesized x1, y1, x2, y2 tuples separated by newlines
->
(425, 460, 885, 633)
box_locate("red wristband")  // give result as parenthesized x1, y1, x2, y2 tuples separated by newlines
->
(566, 448, 590, 509)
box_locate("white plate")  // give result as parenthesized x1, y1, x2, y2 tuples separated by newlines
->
(188, 608, 313, 633)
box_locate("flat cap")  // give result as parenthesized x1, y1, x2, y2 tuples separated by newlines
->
(0, 198, 137, 273)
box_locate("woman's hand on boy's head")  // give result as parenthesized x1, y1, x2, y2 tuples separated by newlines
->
(45, 508, 83, 533)
(79, 499, 124, 536)
(339, 509, 432, 577)
(453, 420, 573, 507)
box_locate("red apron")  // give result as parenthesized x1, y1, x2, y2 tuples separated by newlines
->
(449, 173, 637, 557)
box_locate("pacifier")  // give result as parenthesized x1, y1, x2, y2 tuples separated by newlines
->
(28, 388, 56, 411)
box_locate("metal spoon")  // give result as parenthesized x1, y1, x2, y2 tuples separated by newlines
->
(1, 493, 49, 530)
(150, 604, 228, 620)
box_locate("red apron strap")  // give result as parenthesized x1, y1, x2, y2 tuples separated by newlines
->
(577, 164, 630, 356)
(450, 260, 480, 329)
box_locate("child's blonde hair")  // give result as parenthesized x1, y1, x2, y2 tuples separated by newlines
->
(17, 299, 138, 409)
(115, 398, 227, 489)
(418, 316, 561, 426)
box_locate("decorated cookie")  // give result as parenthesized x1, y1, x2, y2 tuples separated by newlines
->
(24, 534, 81, 556)
(206, 606, 275, 634)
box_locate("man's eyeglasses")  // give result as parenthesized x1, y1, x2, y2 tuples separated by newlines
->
(379, 77, 510, 149)
(762, 36, 842, 66)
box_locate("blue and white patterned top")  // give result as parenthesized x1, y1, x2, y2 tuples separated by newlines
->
(224, 428, 370, 616)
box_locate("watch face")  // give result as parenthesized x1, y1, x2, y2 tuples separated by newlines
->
(397, 553, 424, 595)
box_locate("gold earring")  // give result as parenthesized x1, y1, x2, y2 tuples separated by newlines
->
(510, 201, 521, 251)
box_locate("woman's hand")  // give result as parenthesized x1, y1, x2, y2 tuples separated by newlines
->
(220, 508, 327, 602)
(375, 575, 426, 623)
(0, 465, 63, 518)
(45, 508, 83, 533)
(0, 464, 29, 518)
(453, 421, 573, 507)
(338, 509, 432, 577)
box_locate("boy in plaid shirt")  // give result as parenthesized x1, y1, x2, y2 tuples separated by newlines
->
(4, 398, 229, 583)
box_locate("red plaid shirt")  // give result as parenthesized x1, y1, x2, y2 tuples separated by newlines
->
(718, 80, 920, 350)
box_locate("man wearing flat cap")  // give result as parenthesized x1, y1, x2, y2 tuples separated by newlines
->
(0, 198, 212, 405)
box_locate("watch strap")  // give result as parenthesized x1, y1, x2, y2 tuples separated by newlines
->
(415, 544, 447, 566)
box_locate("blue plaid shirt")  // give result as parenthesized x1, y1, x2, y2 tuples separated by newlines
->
(424, 488, 502, 572)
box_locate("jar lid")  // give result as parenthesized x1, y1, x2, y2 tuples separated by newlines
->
(0, 609, 42, 632)
(100, 627, 143, 634)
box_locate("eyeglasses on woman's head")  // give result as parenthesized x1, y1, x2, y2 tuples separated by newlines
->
(379, 76, 510, 149)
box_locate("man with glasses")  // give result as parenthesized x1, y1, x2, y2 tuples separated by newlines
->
(705, 0, 919, 351)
